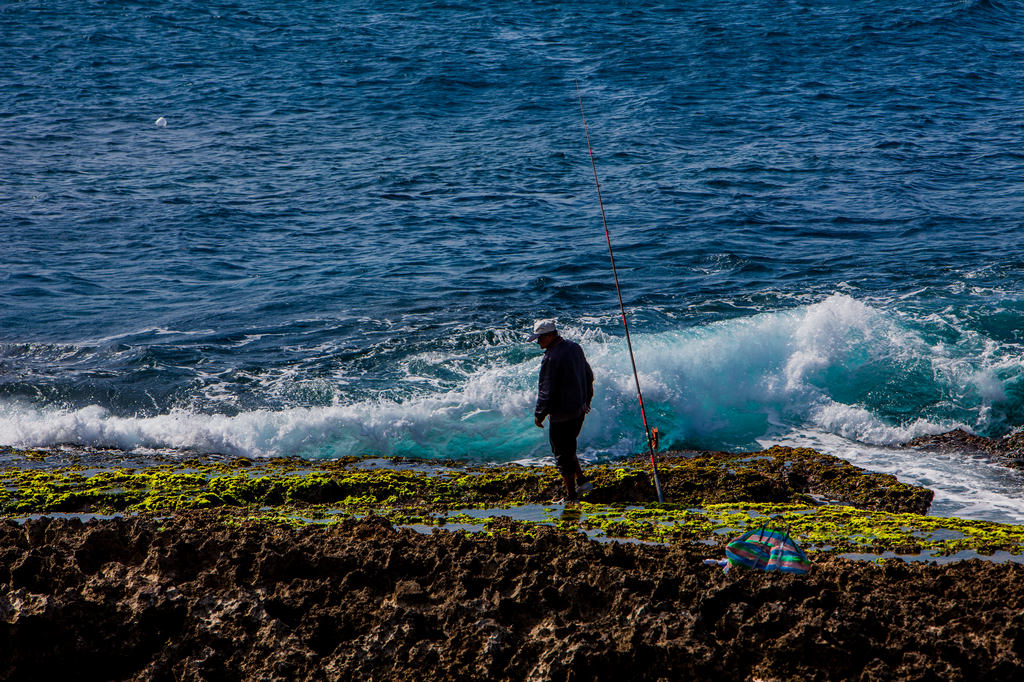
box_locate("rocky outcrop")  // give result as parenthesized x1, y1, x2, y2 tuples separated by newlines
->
(643, 446, 934, 514)
(2, 513, 1023, 681)
(905, 428, 1024, 471)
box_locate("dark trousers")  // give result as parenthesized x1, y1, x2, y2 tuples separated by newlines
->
(549, 414, 586, 478)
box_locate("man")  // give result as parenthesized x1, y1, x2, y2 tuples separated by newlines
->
(529, 318, 595, 502)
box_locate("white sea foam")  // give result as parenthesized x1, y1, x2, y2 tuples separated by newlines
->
(808, 401, 955, 445)
(0, 358, 550, 460)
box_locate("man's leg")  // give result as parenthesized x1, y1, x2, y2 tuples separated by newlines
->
(549, 419, 580, 500)
(567, 414, 588, 487)
(551, 415, 590, 499)
(560, 471, 577, 500)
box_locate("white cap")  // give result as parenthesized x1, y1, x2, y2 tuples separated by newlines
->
(527, 319, 557, 342)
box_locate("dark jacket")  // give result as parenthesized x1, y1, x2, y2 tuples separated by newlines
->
(535, 337, 594, 423)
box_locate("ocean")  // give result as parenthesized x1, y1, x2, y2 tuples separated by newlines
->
(3, 0, 1024, 522)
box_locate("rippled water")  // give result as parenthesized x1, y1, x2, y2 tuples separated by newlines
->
(3, 0, 1024, 521)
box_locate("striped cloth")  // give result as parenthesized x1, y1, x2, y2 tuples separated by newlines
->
(725, 525, 811, 575)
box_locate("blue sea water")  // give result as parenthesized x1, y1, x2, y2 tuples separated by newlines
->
(3, 0, 1024, 521)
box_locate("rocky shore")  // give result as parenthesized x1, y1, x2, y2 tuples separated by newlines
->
(2, 512, 1023, 681)
(1, 442, 1023, 680)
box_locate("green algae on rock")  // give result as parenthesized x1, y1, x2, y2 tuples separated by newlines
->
(2, 445, 1022, 559)
(85, 499, 1024, 560)
(0, 445, 933, 517)
(399, 503, 1024, 558)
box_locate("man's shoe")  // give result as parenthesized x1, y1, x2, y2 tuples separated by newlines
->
(576, 481, 594, 496)
(553, 496, 579, 505)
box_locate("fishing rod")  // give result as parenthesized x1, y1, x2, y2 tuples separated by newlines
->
(575, 81, 665, 504)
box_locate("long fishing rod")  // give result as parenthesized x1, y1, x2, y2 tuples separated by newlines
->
(575, 81, 665, 504)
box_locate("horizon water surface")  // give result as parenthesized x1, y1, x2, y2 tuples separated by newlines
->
(3, 0, 1024, 522)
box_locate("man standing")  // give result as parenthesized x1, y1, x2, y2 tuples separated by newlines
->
(529, 319, 595, 502)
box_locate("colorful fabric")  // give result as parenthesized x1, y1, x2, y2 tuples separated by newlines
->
(725, 525, 811, 575)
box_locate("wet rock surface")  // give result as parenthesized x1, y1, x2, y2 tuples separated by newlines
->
(2, 513, 1023, 681)
(645, 446, 934, 514)
(905, 428, 1024, 471)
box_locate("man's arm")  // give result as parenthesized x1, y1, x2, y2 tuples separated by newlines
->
(535, 355, 551, 426)
(584, 356, 594, 410)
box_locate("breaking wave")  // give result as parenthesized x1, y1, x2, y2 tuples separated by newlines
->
(2, 294, 1020, 464)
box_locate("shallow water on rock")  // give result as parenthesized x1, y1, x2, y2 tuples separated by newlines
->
(839, 549, 1024, 565)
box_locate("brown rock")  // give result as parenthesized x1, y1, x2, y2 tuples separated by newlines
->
(0, 513, 1022, 680)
